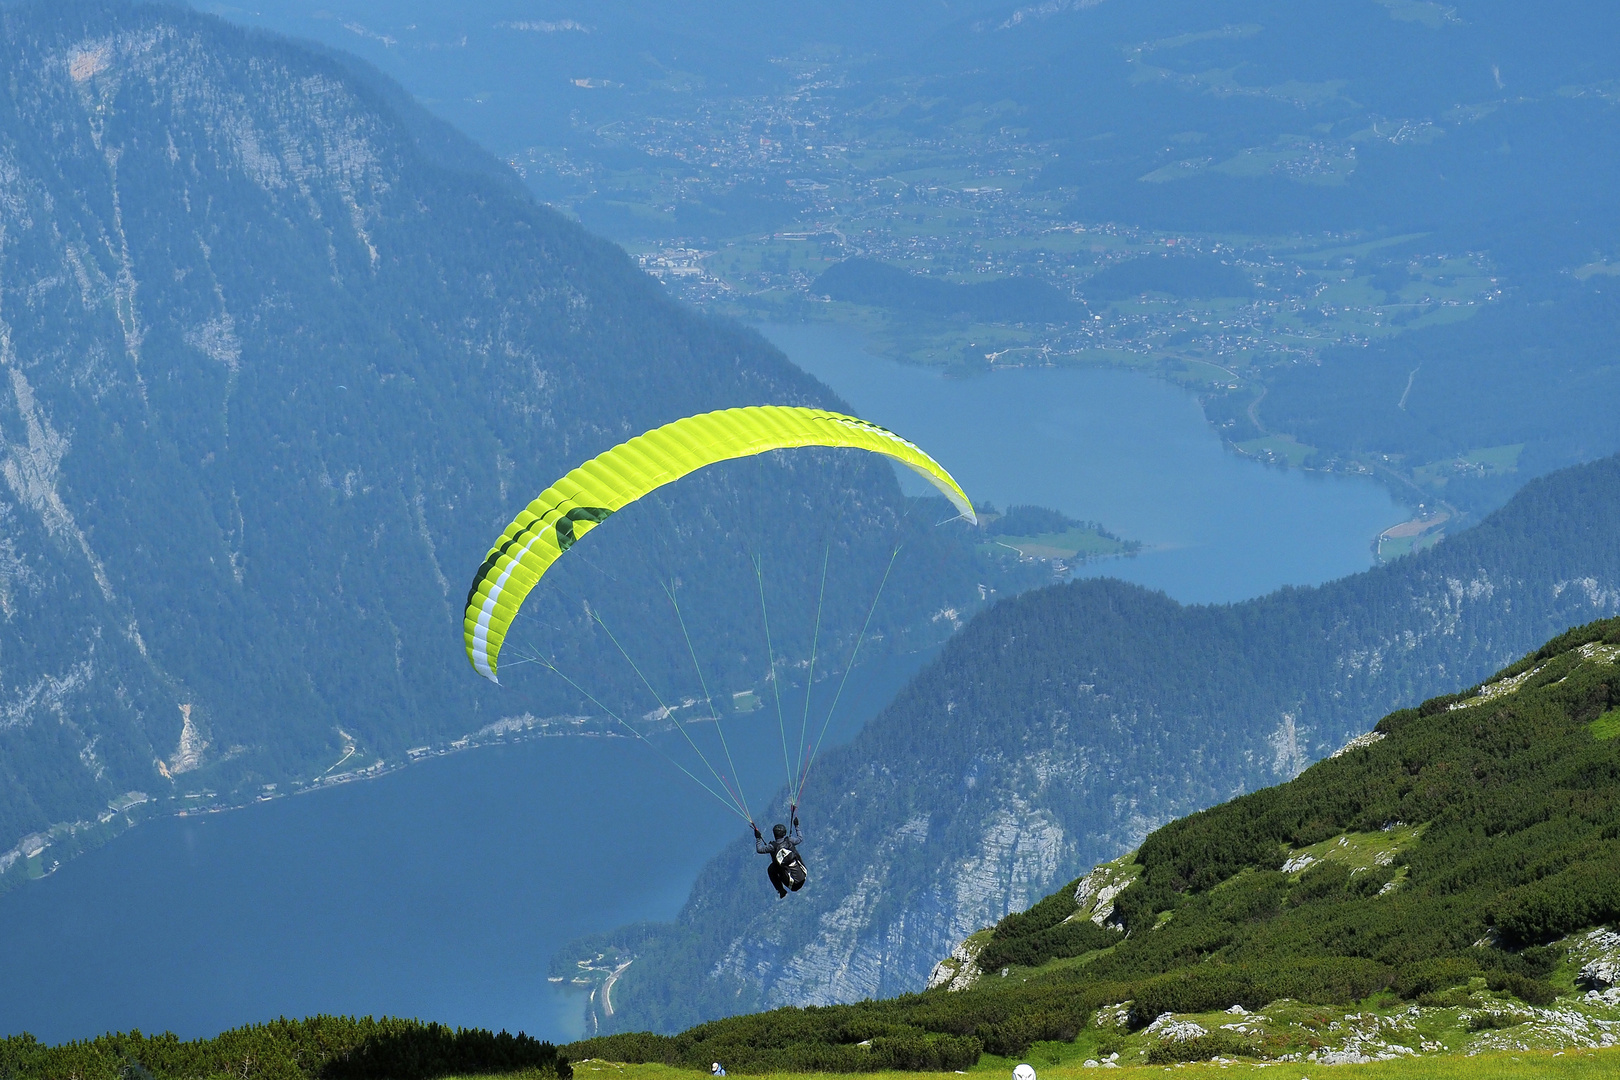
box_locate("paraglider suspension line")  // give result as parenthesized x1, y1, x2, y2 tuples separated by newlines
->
(527, 654, 750, 822)
(753, 554, 797, 797)
(793, 542, 832, 796)
(795, 541, 902, 806)
(588, 608, 753, 821)
(664, 579, 754, 825)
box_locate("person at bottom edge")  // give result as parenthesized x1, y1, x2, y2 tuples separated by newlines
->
(754, 812, 806, 898)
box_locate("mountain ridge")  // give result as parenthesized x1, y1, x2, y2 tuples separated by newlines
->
(564, 612, 1620, 1069)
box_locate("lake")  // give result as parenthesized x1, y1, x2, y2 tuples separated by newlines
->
(0, 737, 688, 1044)
(759, 323, 1408, 604)
(0, 653, 920, 1046)
(1, 325, 1409, 1047)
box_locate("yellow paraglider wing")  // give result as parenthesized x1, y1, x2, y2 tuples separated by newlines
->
(463, 405, 974, 682)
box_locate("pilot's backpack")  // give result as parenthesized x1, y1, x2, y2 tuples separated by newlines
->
(775, 845, 808, 890)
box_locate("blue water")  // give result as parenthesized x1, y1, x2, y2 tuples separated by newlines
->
(0, 652, 917, 1046)
(0, 739, 682, 1042)
(760, 323, 1409, 604)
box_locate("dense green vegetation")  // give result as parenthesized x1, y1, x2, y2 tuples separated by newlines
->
(971, 888, 1116, 973)
(0, 1017, 569, 1080)
(566, 981, 1111, 1072)
(591, 452, 1620, 1034)
(978, 506, 1124, 546)
(566, 616, 1620, 1070)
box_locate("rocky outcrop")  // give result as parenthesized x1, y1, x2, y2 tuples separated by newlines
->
(1574, 928, 1620, 991)
(926, 929, 990, 992)
(1073, 856, 1141, 925)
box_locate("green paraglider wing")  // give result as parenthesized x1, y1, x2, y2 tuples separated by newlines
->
(463, 405, 974, 682)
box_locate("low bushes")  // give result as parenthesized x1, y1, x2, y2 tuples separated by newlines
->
(565, 981, 1133, 1071)
(0, 1018, 570, 1080)
(1394, 956, 1482, 999)
(973, 1011, 1085, 1057)
(865, 1034, 981, 1071)
(564, 1027, 978, 1074)
(1129, 959, 1393, 1028)
(1146, 1032, 1258, 1064)
(977, 917, 1119, 973)
(1488, 843, 1620, 946)
(1485, 972, 1559, 1006)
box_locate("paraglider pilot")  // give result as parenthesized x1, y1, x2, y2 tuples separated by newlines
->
(754, 809, 805, 898)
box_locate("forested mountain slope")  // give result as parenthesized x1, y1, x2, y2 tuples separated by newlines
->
(593, 453, 1620, 1032)
(569, 615, 1620, 1071)
(0, 0, 993, 882)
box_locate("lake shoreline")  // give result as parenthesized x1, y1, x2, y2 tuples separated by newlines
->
(758, 321, 1411, 606)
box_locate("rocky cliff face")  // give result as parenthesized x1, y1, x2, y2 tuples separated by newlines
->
(0, 0, 989, 882)
(598, 455, 1620, 1033)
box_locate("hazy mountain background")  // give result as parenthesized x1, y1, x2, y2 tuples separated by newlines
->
(0, 0, 1019, 887)
(214, 0, 1620, 520)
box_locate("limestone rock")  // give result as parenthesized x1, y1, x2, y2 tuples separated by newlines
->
(927, 929, 991, 991)
(1573, 928, 1620, 990)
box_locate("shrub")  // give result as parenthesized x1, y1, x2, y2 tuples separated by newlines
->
(1467, 1009, 1526, 1032)
(977, 919, 1118, 972)
(1146, 1032, 1258, 1065)
(325, 1022, 569, 1080)
(1290, 862, 1353, 905)
(972, 1008, 1085, 1058)
(865, 1034, 980, 1072)
(1130, 959, 1392, 1028)
(0, 1018, 571, 1080)
(1489, 844, 1620, 945)
(1485, 971, 1559, 1006)
(562, 1032, 678, 1066)
(1416, 988, 1474, 1008)
(1130, 966, 1265, 1025)
(1394, 957, 1482, 999)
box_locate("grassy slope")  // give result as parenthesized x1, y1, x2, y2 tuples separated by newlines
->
(566, 616, 1620, 1071)
(565, 1048, 1620, 1080)
(562, 1048, 1620, 1080)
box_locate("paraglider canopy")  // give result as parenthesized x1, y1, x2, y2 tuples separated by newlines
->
(459, 402, 974, 832)
(462, 405, 975, 683)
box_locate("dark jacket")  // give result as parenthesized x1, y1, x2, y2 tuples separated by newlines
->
(756, 822, 802, 860)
